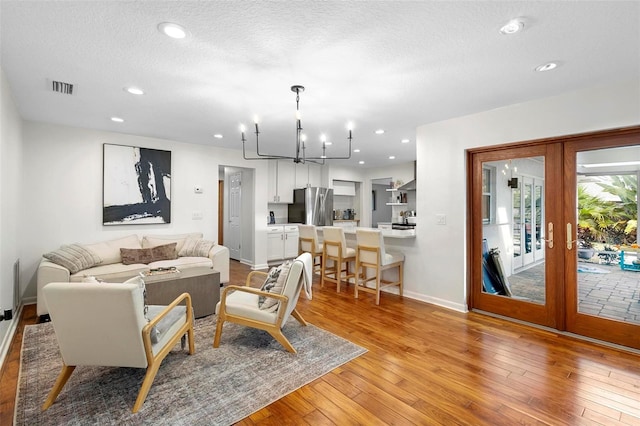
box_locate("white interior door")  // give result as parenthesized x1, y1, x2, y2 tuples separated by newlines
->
(227, 172, 242, 260)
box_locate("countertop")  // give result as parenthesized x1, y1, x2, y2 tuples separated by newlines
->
(317, 226, 415, 239)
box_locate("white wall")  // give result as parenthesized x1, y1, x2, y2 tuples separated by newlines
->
(20, 121, 271, 300)
(0, 68, 23, 361)
(414, 80, 640, 310)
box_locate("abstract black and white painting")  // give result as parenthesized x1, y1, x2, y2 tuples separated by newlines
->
(103, 144, 171, 225)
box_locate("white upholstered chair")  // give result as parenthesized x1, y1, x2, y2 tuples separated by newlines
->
(321, 226, 356, 292)
(213, 252, 312, 353)
(355, 228, 404, 305)
(298, 224, 323, 274)
(42, 281, 195, 413)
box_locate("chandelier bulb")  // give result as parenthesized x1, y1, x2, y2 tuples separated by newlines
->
(239, 124, 246, 133)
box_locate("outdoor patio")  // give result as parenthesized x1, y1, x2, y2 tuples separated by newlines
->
(508, 261, 640, 325)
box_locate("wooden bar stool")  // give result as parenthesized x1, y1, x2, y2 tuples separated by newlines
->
(298, 224, 323, 275)
(321, 226, 356, 292)
(355, 229, 404, 305)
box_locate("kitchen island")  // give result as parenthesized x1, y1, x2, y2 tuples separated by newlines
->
(317, 226, 415, 240)
(315, 226, 415, 301)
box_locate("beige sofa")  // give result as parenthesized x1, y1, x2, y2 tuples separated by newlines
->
(37, 233, 229, 317)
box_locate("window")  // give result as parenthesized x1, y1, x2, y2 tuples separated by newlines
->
(482, 166, 495, 224)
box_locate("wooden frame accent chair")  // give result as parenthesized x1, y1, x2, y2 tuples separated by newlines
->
(213, 253, 312, 353)
(355, 228, 404, 305)
(321, 226, 356, 292)
(42, 281, 195, 413)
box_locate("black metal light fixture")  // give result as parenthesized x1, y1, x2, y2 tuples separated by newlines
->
(240, 85, 353, 164)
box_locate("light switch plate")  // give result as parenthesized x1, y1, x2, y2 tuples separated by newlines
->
(436, 214, 446, 225)
(192, 211, 203, 220)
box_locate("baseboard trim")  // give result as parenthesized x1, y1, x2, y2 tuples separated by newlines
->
(402, 290, 468, 313)
(0, 303, 23, 373)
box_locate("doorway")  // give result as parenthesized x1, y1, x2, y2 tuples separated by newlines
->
(219, 166, 255, 265)
(469, 127, 640, 349)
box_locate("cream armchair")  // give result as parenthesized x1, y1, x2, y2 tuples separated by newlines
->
(42, 281, 195, 413)
(213, 253, 312, 353)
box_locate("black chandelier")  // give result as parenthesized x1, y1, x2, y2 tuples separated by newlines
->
(241, 85, 353, 164)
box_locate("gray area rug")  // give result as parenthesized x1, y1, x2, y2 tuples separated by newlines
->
(15, 317, 366, 425)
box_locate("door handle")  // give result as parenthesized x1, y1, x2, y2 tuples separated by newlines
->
(566, 223, 574, 250)
(547, 222, 554, 249)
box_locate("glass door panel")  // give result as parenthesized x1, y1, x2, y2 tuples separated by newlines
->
(472, 144, 561, 328)
(565, 143, 640, 348)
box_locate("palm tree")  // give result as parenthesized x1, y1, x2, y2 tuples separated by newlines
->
(578, 174, 638, 245)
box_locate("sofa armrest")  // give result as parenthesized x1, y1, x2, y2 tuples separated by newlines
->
(209, 245, 229, 284)
(37, 259, 71, 316)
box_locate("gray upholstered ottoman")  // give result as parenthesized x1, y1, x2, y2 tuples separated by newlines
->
(143, 267, 220, 318)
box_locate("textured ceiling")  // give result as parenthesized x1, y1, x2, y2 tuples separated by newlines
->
(1, 1, 639, 168)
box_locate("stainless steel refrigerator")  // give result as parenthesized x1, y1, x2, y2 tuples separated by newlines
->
(287, 187, 333, 226)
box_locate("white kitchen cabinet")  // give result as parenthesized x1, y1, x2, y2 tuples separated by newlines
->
(295, 162, 322, 189)
(333, 180, 356, 196)
(283, 225, 300, 259)
(268, 160, 296, 203)
(267, 225, 300, 261)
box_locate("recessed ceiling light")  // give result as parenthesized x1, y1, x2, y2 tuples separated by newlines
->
(353, 149, 361, 153)
(500, 19, 524, 35)
(535, 62, 558, 72)
(110, 117, 124, 123)
(213, 134, 223, 139)
(158, 22, 187, 39)
(125, 87, 144, 95)
(401, 139, 410, 143)
(358, 161, 365, 165)
(375, 129, 385, 135)
(389, 156, 395, 160)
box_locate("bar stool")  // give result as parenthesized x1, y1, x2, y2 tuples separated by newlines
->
(298, 224, 323, 275)
(355, 229, 404, 305)
(321, 226, 356, 292)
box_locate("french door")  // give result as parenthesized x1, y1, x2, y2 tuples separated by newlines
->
(469, 127, 640, 349)
(564, 131, 640, 348)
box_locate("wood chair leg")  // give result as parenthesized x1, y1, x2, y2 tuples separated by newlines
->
(269, 329, 297, 353)
(133, 359, 162, 413)
(213, 317, 225, 348)
(187, 324, 195, 354)
(42, 364, 76, 410)
(291, 308, 308, 326)
(375, 269, 381, 305)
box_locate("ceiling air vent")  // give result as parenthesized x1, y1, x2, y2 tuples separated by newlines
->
(51, 80, 74, 95)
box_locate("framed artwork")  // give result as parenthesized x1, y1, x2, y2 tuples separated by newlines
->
(103, 144, 171, 225)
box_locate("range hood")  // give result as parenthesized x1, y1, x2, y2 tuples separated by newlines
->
(398, 179, 415, 190)
(398, 161, 416, 190)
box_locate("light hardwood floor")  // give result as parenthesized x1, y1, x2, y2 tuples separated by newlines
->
(2, 260, 640, 425)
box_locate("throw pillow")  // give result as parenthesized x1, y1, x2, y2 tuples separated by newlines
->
(258, 260, 292, 312)
(124, 275, 159, 344)
(120, 243, 177, 265)
(43, 244, 103, 274)
(178, 238, 215, 257)
(141, 233, 203, 253)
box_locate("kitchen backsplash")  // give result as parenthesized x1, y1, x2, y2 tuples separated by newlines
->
(267, 204, 289, 224)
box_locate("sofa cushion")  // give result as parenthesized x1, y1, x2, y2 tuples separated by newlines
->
(121, 243, 177, 265)
(70, 263, 150, 282)
(83, 234, 142, 266)
(178, 238, 215, 257)
(141, 233, 203, 254)
(43, 244, 103, 274)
